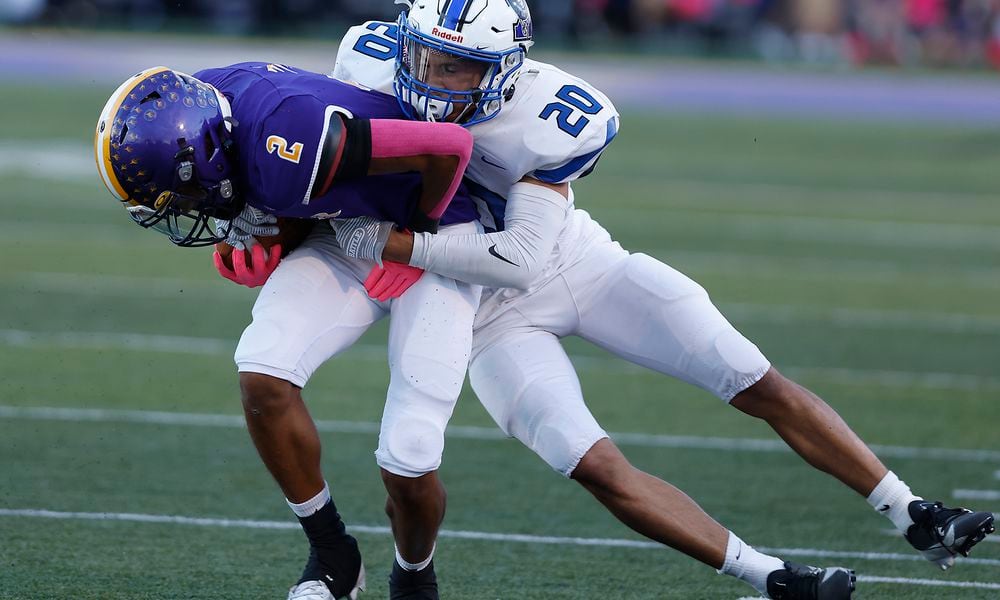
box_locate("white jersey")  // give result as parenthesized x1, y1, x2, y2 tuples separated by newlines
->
(335, 23, 773, 482)
(334, 21, 621, 310)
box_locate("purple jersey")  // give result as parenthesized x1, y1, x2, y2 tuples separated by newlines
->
(194, 62, 476, 227)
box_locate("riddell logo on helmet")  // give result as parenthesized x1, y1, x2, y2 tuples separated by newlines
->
(432, 27, 464, 43)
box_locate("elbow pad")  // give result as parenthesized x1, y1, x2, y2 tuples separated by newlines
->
(310, 113, 371, 199)
(409, 182, 569, 289)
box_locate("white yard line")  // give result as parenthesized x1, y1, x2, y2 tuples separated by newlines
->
(954, 489, 1000, 502)
(2, 508, 999, 575)
(0, 329, 236, 356)
(0, 143, 95, 181)
(16, 272, 246, 298)
(625, 176, 998, 207)
(660, 250, 1000, 289)
(606, 207, 1000, 251)
(3, 328, 1000, 393)
(778, 366, 1000, 393)
(744, 545, 1000, 568)
(2, 405, 999, 464)
(13, 270, 1000, 335)
(721, 303, 1000, 336)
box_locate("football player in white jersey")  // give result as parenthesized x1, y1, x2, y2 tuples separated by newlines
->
(329, 1, 995, 598)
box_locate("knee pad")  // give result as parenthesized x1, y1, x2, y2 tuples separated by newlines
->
(712, 330, 771, 401)
(377, 357, 460, 477)
(503, 369, 607, 478)
(470, 333, 607, 477)
(515, 397, 607, 478)
(375, 412, 447, 477)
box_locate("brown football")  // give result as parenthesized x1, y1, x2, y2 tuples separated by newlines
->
(215, 217, 315, 270)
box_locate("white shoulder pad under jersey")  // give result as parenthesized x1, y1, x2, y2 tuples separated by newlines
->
(332, 21, 399, 94)
(334, 32, 619, 229)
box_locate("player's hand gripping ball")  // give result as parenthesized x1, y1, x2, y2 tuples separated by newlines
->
(212, 218, 314, 288)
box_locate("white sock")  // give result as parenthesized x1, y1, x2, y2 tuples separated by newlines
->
(395, 544, 435, 572)
(718, 531, 785, 597)
(286, 482, 331, 518)
(866, 471, 921, 533)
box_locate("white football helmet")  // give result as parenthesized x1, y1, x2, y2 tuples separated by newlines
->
(394, 0, 534, 126)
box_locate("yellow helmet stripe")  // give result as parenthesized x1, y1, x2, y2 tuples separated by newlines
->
(94, 66, 171, 202)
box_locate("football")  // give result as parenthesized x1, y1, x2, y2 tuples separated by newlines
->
(215, 217, 315, 270)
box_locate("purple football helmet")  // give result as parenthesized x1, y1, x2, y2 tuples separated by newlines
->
(95, 67, 242, 247)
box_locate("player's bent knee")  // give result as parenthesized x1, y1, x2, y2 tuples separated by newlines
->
(731, 368, 804, 416)
(512, 403, 607, 477)
(239, 372, 298, 417)
(570, 438, 630, 496)
(376, 415, 446, 477)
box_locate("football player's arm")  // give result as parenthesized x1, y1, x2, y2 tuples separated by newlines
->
(381, 177, 570, 290)
(316, 114, 472, 233)
(380, 110, 619, 289)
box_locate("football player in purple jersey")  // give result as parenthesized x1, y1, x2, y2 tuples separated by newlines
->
(95, 64, 483, 600)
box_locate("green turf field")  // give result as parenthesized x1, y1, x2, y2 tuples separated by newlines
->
(0, 81, 998, 599)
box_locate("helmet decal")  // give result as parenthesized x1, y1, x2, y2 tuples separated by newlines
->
(506, 0, 532, 41)
(438, 0, 481, 32)
(513, 15, 532, 42)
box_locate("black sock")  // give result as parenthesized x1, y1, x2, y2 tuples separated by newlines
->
(298, 499, 349, 547)
(296, 500, 360, 589)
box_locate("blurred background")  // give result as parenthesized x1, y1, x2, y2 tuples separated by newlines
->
(1, 1, 999, 599)
(5, 0, 1000, 69)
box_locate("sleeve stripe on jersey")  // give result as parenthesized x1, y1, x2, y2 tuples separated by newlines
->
(301, 105, 337, 205)
(533, 117, 619, 184)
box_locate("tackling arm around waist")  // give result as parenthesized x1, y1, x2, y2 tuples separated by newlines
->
(382, 178, 570, 290)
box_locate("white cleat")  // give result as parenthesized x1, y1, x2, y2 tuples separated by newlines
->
(288, 563, 366, 600)
(288, 580, 334, 600)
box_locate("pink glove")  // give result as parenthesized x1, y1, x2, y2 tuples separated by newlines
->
(364, 260, 424, 302)
(212, 243, 283, 288)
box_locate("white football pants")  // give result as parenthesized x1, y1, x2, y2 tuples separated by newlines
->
(235, 222, 483, 478)
(470, 210, 770, 476)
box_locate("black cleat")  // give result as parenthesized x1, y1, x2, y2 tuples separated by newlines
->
(766, 562, 856, 600)
(388, 559, 439, 600)
(290, 537, 366, 599)
(905, 500, 996, 570)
